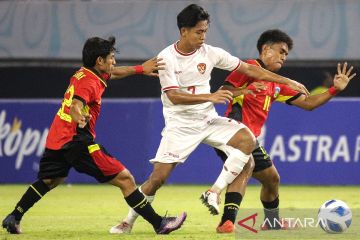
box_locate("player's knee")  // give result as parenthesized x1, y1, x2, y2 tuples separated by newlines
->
(262, 170, 280, 189)
(271, 171, 280, 186)
(242, 131, 256, 153)
(123, 170, 136, 185)
(229, 129, 256, 154)
(244, 157, 255, 174)
(112, 169, 136, 189)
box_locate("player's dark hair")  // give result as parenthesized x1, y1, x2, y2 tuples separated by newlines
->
(177, 4, 210, 30)
(82, 36, 116, 67)
(257, 29, 293, 54)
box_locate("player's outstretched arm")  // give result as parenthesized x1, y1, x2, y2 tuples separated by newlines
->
(291, 62, 356, 111)
(236, 61, 309, 96)
(166, 89, 233, 105)
(110, 57, 165, 80)
(221, 82, 267, 97)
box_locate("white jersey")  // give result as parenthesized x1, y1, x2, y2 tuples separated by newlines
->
(158, 42, 241, 126)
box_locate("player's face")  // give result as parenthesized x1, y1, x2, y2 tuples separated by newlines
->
(184, 20, 208, 50)
(99, 52, 116, 74)
(262, 42, 289, 72)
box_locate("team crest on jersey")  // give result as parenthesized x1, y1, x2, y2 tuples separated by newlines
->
(197, 63, 206, 74)
(274, 86, 281, 98)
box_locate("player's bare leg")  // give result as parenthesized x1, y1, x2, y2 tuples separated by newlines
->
(252, 165, 294, 230)
(110, 163, 178, 234)
(217, 157, 254, 233)
(252, 165, 282, 230)
(201, 128, 255, 215)
(109, 169, 137, 196)
(110, 168, 186, 234)
(252, 165, 279, 202)
(141, 162, 177, 195)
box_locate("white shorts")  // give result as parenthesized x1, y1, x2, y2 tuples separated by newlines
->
(150, 116, 247, 164)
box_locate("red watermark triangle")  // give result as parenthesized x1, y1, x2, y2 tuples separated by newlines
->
(237, 213, 258, 233)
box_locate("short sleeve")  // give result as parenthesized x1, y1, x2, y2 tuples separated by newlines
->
(210, 46, 241, 71)
(74, 78, 96, 104)
(225, 70, 251, 88)
(158, 51, 179, 92)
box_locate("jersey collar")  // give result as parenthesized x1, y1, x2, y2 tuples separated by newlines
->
(255, 59, 266, 69)
(174, 41, 197, 56)
(82, 67, 108, 87)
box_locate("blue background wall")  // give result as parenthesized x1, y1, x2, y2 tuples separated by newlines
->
(0, 99, 359, 185)
(1, 0, 360, 60)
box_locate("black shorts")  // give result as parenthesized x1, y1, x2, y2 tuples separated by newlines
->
(38, 141, 125, 183)
(215, 140, 272, 172)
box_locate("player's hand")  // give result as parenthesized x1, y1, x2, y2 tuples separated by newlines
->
(251, 82, 267, 92)
(78, 114, 91, 128)
(209, 89, 233, 104)
(238, 82, 267, 97)
(333, 62, 356, 91)
(142, 57, 165, 77)
(288, 79, 310, 96)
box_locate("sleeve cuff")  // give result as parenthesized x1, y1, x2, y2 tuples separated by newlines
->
(162, 86, 179, 92)
(286, 93, 303, 105)
(73, 95, 87, 106)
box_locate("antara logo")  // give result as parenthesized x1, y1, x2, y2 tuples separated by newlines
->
(237, 213, 258, 233)
(197, 63, 206, 74)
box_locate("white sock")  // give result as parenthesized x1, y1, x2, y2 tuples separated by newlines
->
(124, 187, 155, 225)
(212, 149, 250, 193)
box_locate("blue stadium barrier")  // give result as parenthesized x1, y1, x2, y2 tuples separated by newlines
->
(1, 1, 360, 60)
(0, 98, 359, 185)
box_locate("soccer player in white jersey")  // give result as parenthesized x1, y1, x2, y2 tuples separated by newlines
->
(109, 4, 309, 234)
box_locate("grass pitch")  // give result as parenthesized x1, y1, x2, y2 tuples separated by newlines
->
(0, 184, 359, 240)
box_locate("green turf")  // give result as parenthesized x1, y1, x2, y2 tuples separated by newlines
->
(0, 184, 359, 239)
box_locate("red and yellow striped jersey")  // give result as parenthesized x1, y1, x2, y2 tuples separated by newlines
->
(224, 59, 301, 137)
(46, 67, 110, 150)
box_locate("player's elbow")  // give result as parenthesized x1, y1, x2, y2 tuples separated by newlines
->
(307, 106, 316, 111)
(69, 103, 81, 121)
(301, 104, 316, 111)
(166, 90, 182, 105)
(168, 97, 182, 105)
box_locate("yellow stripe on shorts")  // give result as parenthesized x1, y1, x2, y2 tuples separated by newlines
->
(88, 144, 100, 154)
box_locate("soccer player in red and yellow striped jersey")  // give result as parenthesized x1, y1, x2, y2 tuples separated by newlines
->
(2, 36, 187, 235)
(215, 29, 356, 233)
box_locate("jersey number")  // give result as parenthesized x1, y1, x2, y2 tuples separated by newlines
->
(57, 85, 74, 122)
(263, 95, 271, 112)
